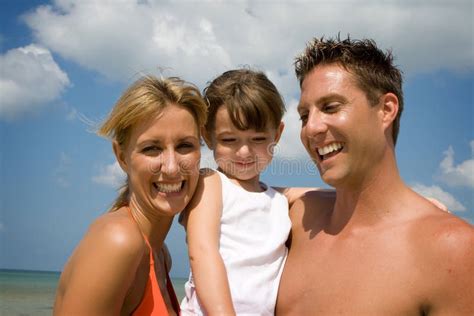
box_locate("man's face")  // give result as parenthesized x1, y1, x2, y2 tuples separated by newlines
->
(298, 63, 386, 188)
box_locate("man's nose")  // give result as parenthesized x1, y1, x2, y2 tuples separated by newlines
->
(305, 111, 328, 138)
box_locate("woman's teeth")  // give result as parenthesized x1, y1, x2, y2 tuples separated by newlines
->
(154, 182, 183, 193)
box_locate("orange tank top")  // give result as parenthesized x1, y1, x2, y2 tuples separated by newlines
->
(129, 212, 180, 315)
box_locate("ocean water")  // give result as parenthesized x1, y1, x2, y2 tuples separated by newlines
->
(0, 269, 187, 315)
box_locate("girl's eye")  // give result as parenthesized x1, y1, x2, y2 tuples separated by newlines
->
(252, 137, 267, 143)
(221, 138, 236, 143)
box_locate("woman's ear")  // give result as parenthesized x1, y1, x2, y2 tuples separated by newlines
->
(380, 93, 399, 132)
(113, 141, 128, 173)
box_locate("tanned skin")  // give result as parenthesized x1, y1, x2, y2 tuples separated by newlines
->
(276, 64, 474, 315)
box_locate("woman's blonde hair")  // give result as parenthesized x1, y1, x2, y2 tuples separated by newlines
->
(98, 75, 207, 211)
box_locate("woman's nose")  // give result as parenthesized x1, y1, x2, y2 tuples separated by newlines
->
(160, 151, 179, 176)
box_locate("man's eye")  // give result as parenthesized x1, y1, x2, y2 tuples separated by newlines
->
(299, 114, 308, 125)
(323, 103, 339, 113)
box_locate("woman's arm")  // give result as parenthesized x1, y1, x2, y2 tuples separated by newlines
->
(184, 171, 236, 315)
(54, 214, 143, 316)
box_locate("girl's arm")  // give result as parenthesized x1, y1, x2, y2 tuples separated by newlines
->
(54, 214, 144, 315)
(184, 171, 236, 315)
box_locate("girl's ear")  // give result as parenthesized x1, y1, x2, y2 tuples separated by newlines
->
(201, 127, 214, 149)
(113, 141, 128, 173)
(274, 122, 285, 143)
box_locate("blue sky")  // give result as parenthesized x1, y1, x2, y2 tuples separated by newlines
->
(1, 0, 472, 278)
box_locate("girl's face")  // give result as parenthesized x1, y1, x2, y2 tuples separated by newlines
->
(115, 104, 201, 218)
(207, 106, 283, 187)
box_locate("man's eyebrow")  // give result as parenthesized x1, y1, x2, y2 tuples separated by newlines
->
(298, 93, 347, 112)
(317, 93, 347, 105)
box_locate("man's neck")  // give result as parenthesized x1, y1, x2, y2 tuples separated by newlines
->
(330, 152, 408, 231)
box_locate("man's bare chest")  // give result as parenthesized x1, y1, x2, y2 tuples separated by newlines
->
(279, 233, 426, 315)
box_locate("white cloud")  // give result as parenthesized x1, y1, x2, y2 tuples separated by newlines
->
(0, 44, 70, 120)
(21, 1, 472, 158)
(23, 1, 472, 91)
(92, 161, 126, 188)
(412, 183, 466, 212)
(436, 141, 474, 188)
(24, 1, 232, 87)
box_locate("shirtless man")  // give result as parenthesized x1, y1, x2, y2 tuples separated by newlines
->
(276, 36, 474, 315)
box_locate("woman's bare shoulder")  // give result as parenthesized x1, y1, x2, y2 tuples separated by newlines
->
(55, 207, 148, 314)
(87, 208, 145, 254)
(63, 208, 146, 280)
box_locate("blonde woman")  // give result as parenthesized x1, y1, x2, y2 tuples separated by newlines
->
(54, 76, 207, 316)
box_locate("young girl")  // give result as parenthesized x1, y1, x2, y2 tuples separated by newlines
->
(180, 69, 305, 315)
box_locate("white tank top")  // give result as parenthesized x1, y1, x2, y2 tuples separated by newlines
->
(180, 170, 291, 315)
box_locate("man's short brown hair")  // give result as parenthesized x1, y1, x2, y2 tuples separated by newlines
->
(295, 35, 404, 145)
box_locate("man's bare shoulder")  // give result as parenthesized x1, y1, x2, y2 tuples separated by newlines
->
(289, 189, 335, 229)
(407, 197, 474, 274)
(291, 189, 336, 212)
(410, 207, 474, 313)
(416, 209, 474, 259)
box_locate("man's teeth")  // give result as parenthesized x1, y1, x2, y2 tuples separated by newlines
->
(317, 142, 344, 156)
(155, 182, 183, 193)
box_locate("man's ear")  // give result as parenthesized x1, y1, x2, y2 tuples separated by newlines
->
(113, 141, 128, 173)
(379, 93, 399, 131)
(274, 121, 285, 143)
(201, 127, 213, 149)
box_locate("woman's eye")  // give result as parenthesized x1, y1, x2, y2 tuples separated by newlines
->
(177, 142, 196, 150)
(142, 146, 160, 153)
